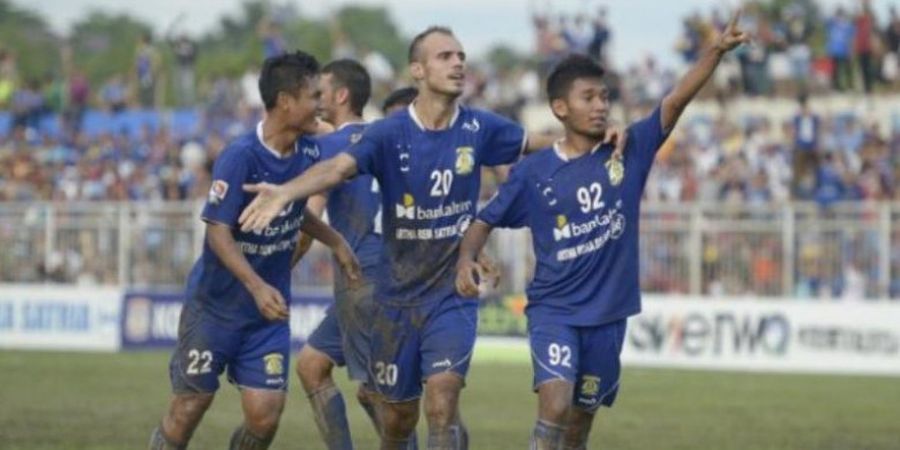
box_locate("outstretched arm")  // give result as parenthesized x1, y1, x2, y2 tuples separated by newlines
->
(239, 153, 358, 232)
(661, 10, 749, 132)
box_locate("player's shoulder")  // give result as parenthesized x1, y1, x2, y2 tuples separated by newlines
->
(216, 131, 258, 163)
(317, 123, 368, 154)
(297, 135, 320, 160)
(459, 106, 518, 131)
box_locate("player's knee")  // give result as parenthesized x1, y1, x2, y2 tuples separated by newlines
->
(356, 385, 374, 408)
(245, 408, 282, 439)
(168, 394, 214, 430)
(295, 346, 334, 392)
(539, 394, 571, 423)
(380, 402, 419, 437)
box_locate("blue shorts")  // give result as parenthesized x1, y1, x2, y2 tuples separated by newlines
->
(369, 296, 478, 402)
(169, 303, 290, 393)
(306, 277, 376, 384)
(528, 319, 627, 411)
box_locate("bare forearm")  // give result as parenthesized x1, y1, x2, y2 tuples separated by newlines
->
(299, 211, 345, 250)
(283, 155, 356, 202)
(290, 194, 327, 267)
(207, 224, 264, 290)
(459, 221, 493, 263)
(661, 46, 725, 131)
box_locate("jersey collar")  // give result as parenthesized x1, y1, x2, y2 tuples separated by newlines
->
(407, 102, 460, 132)
(336, 121, 368, 131)
(256, 120, 297, 159)
(552, 139, 603, 162)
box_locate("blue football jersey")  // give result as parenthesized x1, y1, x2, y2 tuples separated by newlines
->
(185, 122, 320, 327)
(317, 122, 382, 273)
(347, 104, 526, 305)
(478, 106, 669, 326)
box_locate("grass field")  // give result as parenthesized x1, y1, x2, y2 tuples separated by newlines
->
(1, 348, 899, 450)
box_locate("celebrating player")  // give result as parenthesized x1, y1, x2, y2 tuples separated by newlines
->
(293, 59, 419, 449)
(455, 12, 749, 450)
(237, 27, 623, 449)
(148, 51, 361, 450)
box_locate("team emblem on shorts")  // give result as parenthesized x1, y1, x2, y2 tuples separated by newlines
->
(208, 180, 229, 205)
(455, 146, 475, 175)
(263, 353, 284, 376)
(581, 375, 601, 396)
(605, 158, 624, 186)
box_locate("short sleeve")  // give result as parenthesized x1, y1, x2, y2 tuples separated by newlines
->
(202, 147, 250, 227)
(626, 104, 671, 175)
(346, 119, 388, 177)
(477, 164, 528, 229)
(478, 111, 527, 167)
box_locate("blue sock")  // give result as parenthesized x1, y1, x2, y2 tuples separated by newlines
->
(530, 419, 565, 450)
(308, 385, 353, 450)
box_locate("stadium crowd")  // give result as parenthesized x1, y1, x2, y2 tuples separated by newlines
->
(2, 1, 900, 300)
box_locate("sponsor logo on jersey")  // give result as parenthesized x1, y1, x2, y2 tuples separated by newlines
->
(302, 144, 320, 159)
(208, 180, 229, 205)
(455, 146, 475, 175)
(263, 353, 284, 376)
(553, 215, 571, 241)
(396, 193, 415, 219)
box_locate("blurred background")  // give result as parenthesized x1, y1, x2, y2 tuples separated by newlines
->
(1, 0, 899, 448)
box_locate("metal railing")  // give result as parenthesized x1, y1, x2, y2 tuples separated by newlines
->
(2, 201, 898, 300)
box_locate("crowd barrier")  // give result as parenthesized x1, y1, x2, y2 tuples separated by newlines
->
(2, 285, 897, 376)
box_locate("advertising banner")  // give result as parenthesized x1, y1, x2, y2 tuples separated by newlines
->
(0, 285, 121, 351)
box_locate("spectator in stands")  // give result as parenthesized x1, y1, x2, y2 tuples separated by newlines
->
(886, 6, 900, 85)
(134, 33, 161, 108)
(783, 3, 813, 93)
(589, 7, 611, 63)
(854, 0, 879, 94)
(169, 34, 197, 106)
(0, 49, 16, 108)
(827, 7, 856, 92)
(100, 74, 128, 113)
(792, 95, 820, 193)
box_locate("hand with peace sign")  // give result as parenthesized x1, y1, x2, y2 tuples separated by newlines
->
(713, 10, 751, 54)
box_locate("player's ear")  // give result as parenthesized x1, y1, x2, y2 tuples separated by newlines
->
(275, 91, 291, 111)
(550, 98, 568, 120)
(336, 86, 350, 106)
(409, 61, 425, 81)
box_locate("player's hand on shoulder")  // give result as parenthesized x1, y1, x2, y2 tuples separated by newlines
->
(603, 122, 628, 161)
(249, 282, 289, 321)
(334, 241, 362, 289)
(239, 182, 288, 232)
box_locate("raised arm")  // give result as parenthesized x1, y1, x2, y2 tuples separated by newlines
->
(206, 223, 288, 321)
(661, 11, 749, 132)
(239, 153, 358, 232)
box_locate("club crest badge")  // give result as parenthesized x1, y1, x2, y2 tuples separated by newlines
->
(605, 157, 624, 186)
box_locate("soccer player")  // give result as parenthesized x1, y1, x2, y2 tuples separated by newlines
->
(292, 59, 417, 449)
(454, 14, 748, 450)
(238, 27, 623, 450)
(148, 51, 361, 450)
(381, 86, 418, 115)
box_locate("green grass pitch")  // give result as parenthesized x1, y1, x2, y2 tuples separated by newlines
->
(1, 347, 898, 449)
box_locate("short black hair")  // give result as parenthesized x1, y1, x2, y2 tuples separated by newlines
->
(259, 50, 320, 111)
(408, 26, 454, 63)
(546, 54, 606, 102)
(381, 87, 418, 114)
(322, 59, 371, 117)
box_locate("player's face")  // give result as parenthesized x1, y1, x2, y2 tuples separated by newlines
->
(557, 78, 609, 139)
(318, 73, 340, 126)
(284, 76, 321, 134)
(411, 33, 466, 98)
